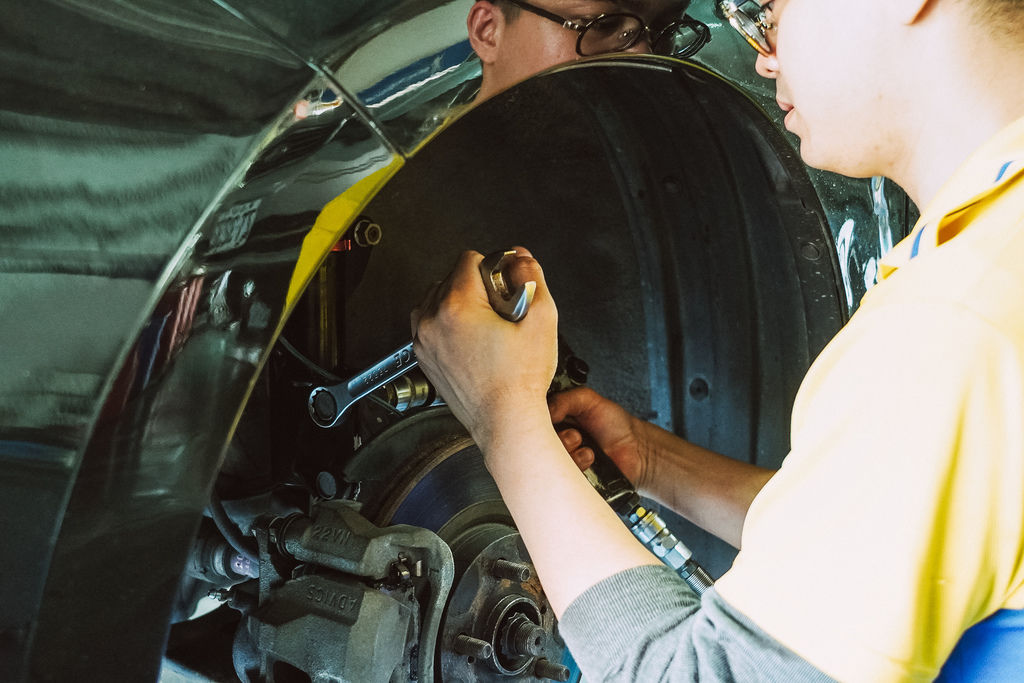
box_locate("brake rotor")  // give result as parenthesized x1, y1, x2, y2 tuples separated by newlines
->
(344, 408, 579, 682)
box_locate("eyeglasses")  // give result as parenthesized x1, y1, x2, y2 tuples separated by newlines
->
(718, 1, 776, 56)
(502, 0, 712, 59)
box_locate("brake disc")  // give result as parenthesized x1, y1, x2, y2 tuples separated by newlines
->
(344, 408, 579, 682)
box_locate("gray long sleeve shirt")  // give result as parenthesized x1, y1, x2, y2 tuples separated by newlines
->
(558, 565, 836, 682)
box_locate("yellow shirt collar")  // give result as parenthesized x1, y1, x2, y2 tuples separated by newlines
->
(880, 115, 1024, 279)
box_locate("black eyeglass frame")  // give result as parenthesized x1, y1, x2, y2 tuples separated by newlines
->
(718, 0, 776, 56)
(501, 0, 711, 58)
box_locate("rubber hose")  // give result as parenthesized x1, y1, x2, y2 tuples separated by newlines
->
(207, 491, 259, 567)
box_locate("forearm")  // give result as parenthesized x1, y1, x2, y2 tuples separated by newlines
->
(479, 406, 661, 618)
(637, 421, 775, 549)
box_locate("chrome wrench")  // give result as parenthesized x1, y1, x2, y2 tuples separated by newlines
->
(308, 249, 536, 428)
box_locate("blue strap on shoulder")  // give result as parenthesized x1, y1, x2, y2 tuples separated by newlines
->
(936, 609, 1024, 682)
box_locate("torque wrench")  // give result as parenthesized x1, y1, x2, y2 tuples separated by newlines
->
(308, 249, 535, 428)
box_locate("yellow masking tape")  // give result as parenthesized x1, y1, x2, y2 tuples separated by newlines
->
(286, 157, 404, 307)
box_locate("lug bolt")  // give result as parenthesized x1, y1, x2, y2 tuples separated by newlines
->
(492, 559, 532, 582)
(534, 658, 571, 682)
(453, 634, 493, 660)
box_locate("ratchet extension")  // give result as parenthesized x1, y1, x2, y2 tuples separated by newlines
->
(308, 249, 536, 428)
(575, 427, 715, 596)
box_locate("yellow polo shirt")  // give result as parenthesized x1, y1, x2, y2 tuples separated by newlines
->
(715, 116, 1024, 682)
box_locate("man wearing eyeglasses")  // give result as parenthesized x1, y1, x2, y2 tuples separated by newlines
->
(467, 0, 709, 100)
(416, 0, 1024, 681)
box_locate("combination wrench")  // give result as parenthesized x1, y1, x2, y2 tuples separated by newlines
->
(307, 249, 536, 428)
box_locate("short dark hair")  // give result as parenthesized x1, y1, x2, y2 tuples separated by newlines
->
(486, 0, 522, 21)
(986, 0, 1024, 9)
(482, 0, 698, 25)
(974, 0, 1024, 30)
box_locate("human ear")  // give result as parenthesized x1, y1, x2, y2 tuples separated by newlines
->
(467, 1, 503, 64)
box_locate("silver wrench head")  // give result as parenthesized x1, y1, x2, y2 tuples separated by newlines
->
(309, 386, 340, 427)
(307, 341, 418, 429)
(478, 249, 536, 322)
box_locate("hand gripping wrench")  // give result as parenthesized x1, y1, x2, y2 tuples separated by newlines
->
(308, 249, 536, 428)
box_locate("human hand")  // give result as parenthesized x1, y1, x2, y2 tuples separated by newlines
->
(547, 387, 648, 488)
(410, 248, 558, 449)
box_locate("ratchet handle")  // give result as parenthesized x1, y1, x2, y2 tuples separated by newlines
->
(554, 421, 640, 515)
(556, 418, 714, 596)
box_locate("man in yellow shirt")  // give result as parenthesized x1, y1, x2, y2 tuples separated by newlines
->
(412, 0, 1024, 680)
